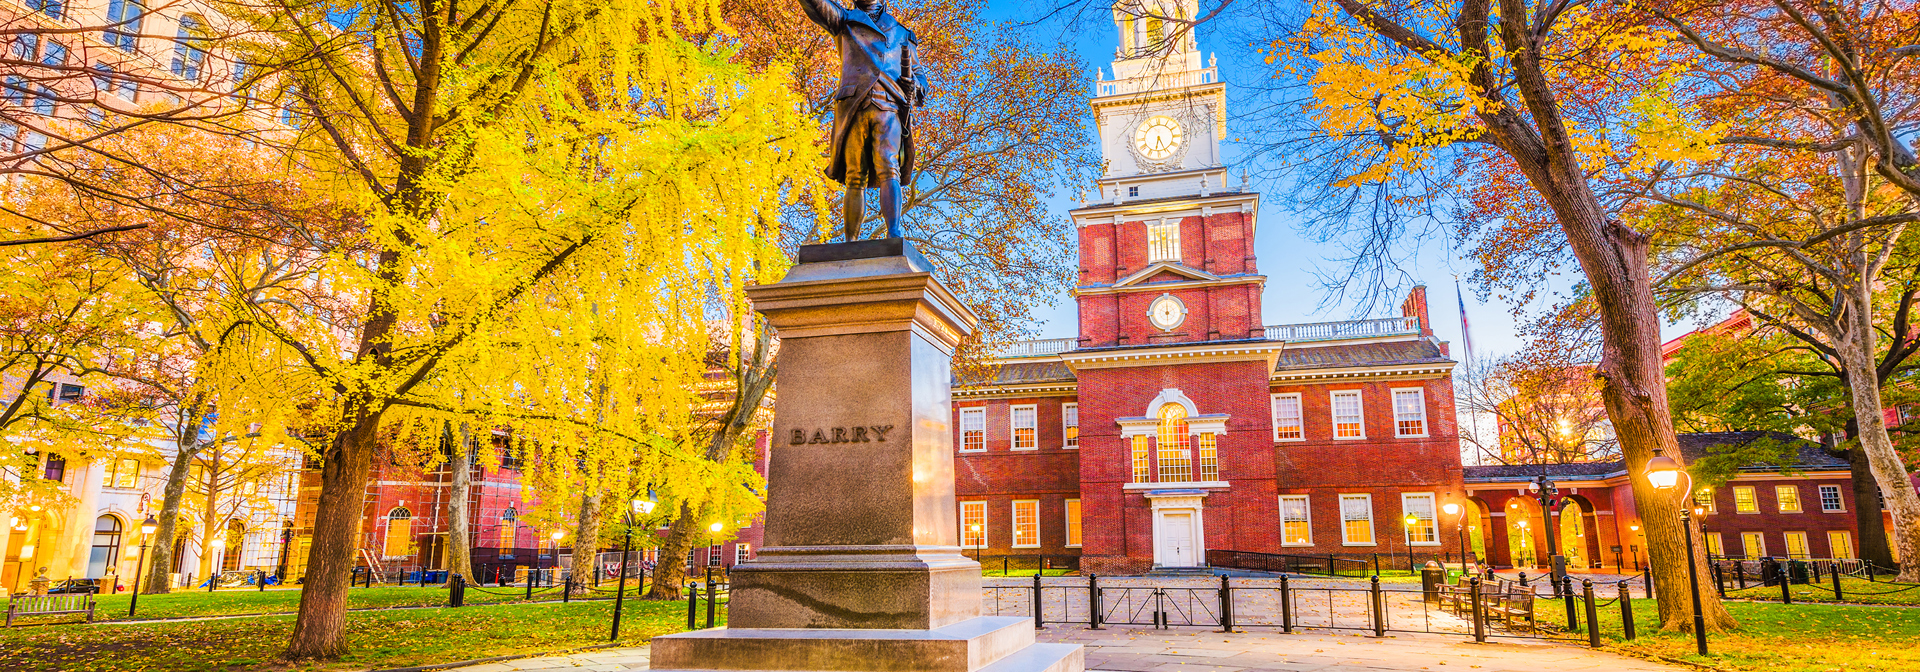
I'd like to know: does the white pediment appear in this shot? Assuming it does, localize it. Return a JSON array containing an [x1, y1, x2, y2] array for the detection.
[[1113, 262, 1221, 288]]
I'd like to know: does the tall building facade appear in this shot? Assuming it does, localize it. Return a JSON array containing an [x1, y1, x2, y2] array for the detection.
[[951, 4, 1465, 575]]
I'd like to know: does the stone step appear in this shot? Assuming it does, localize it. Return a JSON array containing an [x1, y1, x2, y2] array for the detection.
[[974, 643, 1083, 672], [648, 616, 1041, 672]]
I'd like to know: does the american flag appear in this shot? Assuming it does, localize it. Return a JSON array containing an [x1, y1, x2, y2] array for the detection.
[[1455, 281, 1475, 363]]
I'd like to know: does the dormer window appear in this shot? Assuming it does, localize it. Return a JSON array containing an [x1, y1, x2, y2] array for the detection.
[[1147, 220, 1179, 263]]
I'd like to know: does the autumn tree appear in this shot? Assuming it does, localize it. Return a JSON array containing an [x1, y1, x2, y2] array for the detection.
[[1459, 355, 1618, 466]]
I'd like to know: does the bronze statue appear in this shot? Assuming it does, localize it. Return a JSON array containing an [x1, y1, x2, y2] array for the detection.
[[797, 0, 926, 242]]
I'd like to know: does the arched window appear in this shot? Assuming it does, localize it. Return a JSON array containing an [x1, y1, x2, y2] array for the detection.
[[498, 507, 517, 556], [383, 507, 412, 558], [87, 515, 122, 577], [1155, 404, 1191, 482], [171, 15, 208, 80]]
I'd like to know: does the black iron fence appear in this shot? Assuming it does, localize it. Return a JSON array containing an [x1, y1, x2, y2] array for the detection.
[[1708, 557, 1920, 603], [1208, 549, 1470, 577], [972, 554, 1082, 575]]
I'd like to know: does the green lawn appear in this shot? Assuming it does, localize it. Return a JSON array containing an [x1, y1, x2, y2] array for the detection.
[[982, 569, 1075, 577], [82, 581, 653, 621], [1534, 596, 1920, 672], [0, 595, 707, 672], [1723, 575, 1920, 606]]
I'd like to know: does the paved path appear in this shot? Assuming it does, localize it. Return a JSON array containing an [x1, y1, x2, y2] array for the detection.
[[445, 626, 1684, 672]]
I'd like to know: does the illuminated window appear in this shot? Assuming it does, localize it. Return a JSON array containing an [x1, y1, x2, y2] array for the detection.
[[960, 408, 985, 452], [1733, 486, 1758, 513], [1196, 433, 1218, 481], [1062, 403, 1079, 449], [1819, 485, 1844, 512], [1775, 485, 1802, 513], [1828, 531, 1854, 559], [1340, 494, 1375, 545], [708, 545, 721, 566], [1402, 493, 1438, 545], [1705, 533, 1724, 557], [1156, 405, 1191, 482], [1694, 487, 1716, 513], [1272, 393, 1302, 440], [1064, 499, 1082, 547], [1147, 220, 1179, 263], [1740, 532, 1765, 560], [1011, 405, 1037, 450], [1392, 389, 1426, 437], [961, 501, 986, 548], [1783, 532, 1809, 559], [1012, 500, 1039, 548], [498, 507, 517, 556], [1130, 435, 1151, 483], [383, 507, 413, 557], [1280, 495, 1312, 546], [736, 543, 751, 564], [103, 457, 141, 489], [1331, 391, 1364, 439]]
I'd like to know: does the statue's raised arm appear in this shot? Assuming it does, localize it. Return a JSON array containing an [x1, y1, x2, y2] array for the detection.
[[794, 0, 924, 242]]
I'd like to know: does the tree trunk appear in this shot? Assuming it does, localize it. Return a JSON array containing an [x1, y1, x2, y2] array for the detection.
[[143, 442, 199, 594], [443, 422, 474, 587], [567, 492, 603, 598], [282, 411, 380, 661], [643, 503, 697, 601], [1833, 295, 1920, 581], [1849, 438, 1896, 567], [198, 478, 219, 582]]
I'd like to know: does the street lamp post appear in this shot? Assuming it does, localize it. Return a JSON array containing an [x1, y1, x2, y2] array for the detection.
[[1647, 450, 1710, 657], [612, 492, 656, 640], [706, 522, 723, 585], [1442, 501, 1467, 575], [967, 524, 982, 561], [129, 515, 158, 617], [549, 530, 565, 587], [209, 538, 226, 592], [1402, 513, 1420, 573], [1528, 474, 1566, 594], [1629, 523, 1642, 571]]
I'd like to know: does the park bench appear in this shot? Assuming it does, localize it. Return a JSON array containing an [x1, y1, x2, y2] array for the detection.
[[1482, 583, 1535, 633], [6, 593, 96, 626]]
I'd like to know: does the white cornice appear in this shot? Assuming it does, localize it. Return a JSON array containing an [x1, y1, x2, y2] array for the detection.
[[1061, 341, 1288, 371], [1075, 273, 1267, 297], [1071, 191, 1259, 223], [1270, 362, 1457, 383], [953, 383, 1079, 400]]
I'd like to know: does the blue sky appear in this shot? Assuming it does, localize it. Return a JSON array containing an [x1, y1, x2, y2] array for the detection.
[[973, 1, 1709, 361]]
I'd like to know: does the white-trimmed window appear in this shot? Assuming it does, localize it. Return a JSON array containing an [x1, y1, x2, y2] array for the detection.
[[383, 507, 413, 558], [1130, 435, 1151, 483], [960, 407, 985, 452], [1340, 494, 1375, 545], [961, 501, 987, 548], [1783, 532, 1809, 559], [1819, 484, 1844, 512], [1065, 499, 1082, 547], [1156, 404, 1192, 482], [736, 543, 751, 564], [1828, 531, 1854, 559], [1733, 486, 1758, 513], [1147, 219, 1180, 263], [1776, 485, 1802, 513], [1705, 533, 1724, 557], [1391, 388, 1427, 437], [1196, 433, 1219, 481], [1012, 500, 1040, 548], [1062, 403, 1079, 449], [1331, 391, 1365, 439], [1694, 486, 1717, 513], [103, 457, 141, 489], [1011, 404, 1038, 450], [1401, 492, 1439, 545], [1272, 393, 1303, 441], [1740, 532, 1765, 560], [708, 544, 722, 566], [1279, 495, 1312, 546]]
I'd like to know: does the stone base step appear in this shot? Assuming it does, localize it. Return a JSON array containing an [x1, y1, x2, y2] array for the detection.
[[974, 643, 1083, 672], [648, 616, 1066, 672]]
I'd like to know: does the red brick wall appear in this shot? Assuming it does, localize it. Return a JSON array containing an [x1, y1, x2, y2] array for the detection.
[[1077, 211, 1265, 348]]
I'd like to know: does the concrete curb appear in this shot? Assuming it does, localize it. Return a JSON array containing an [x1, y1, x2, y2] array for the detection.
[[368, 641, 624, 672]]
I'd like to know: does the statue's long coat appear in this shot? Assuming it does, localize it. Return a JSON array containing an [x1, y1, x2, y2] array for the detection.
[[797, 0, 926, 185]]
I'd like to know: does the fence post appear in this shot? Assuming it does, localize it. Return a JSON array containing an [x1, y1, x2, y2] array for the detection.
[[1372, 553, 1380, 577], [1779, 563, 1792, 605], [1716, 562, 1729, 598], [1619, 580, 1634, 640], [706, 578, 717, 629], [1833, 562, 1845, 601], [1003, 557, 1009, 576], [1642, 569, 1653, 600], [1153, 588, 1167, 629], [1518, 571, 1528, 590], [1280, 574, 1294, 634], [1369, 575, 1385, 637], [1032, 574, 1044, 630], [563, 578, 572, 604], [1218, 574, 1233, 633], [686, 582, 697, 630], [1562, 576, 1579, 633], [1329, 554, 1337, 576], [1583, 580, 1600, 648], [1733, 561, 1744, 590], [1470, 576, 1486, 643], [1088, 574, 1103, 629]]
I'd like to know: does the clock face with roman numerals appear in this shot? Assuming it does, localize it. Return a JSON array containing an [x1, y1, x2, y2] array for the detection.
[[1133, 115, 1185, 161]]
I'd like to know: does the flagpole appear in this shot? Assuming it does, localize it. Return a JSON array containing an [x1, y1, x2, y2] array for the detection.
[[1456, 280, 1486, 466]]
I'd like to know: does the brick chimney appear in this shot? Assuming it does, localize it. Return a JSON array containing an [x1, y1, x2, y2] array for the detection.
[[1400, 285, 1433, 336]]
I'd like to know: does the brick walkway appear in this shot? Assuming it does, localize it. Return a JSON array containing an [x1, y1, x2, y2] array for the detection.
[[447, 625, 1684, 672]]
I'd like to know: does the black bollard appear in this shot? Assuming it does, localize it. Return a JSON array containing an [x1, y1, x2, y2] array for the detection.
[[1218, 574, 1233, 633], [1583, 580, 1600, 648], [1833, 562, 1845, 601], [525, 571, 534, 600], [1779, 563, 1792, 605], [1642, 568, 1653, 600], [1089, 573, 1103, 629], [1369, 576, 1385, 637], [685, 582, 697, 629], [1280, 574, 1294, 634], [450, 573, 466, 607], [705, 579, 716, 629], [1032, 574, 1044, 630], [1562, 576, 1579, 633], [1469, 576, 1486, 643], [1619, 580, 1634, 640]]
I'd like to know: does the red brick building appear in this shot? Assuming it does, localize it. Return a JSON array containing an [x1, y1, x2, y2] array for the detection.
[[948, 9, 1464, 575], [1465, 432, 1878, 570]]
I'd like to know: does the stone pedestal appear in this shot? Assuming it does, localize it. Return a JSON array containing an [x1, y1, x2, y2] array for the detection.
[[651, 239, 1081, 672]]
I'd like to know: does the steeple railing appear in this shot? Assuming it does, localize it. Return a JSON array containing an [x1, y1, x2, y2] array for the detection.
[[1264, 316, 1421, 343]]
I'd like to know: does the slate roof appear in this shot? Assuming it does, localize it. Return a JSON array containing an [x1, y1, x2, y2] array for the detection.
[[1272, 339, 1452, 372], [955, 360, 1076, 387], [1464, 431, 1847, 481]]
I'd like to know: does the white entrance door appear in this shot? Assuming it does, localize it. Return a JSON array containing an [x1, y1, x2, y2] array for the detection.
[[1160, 511, 1196, 567]]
